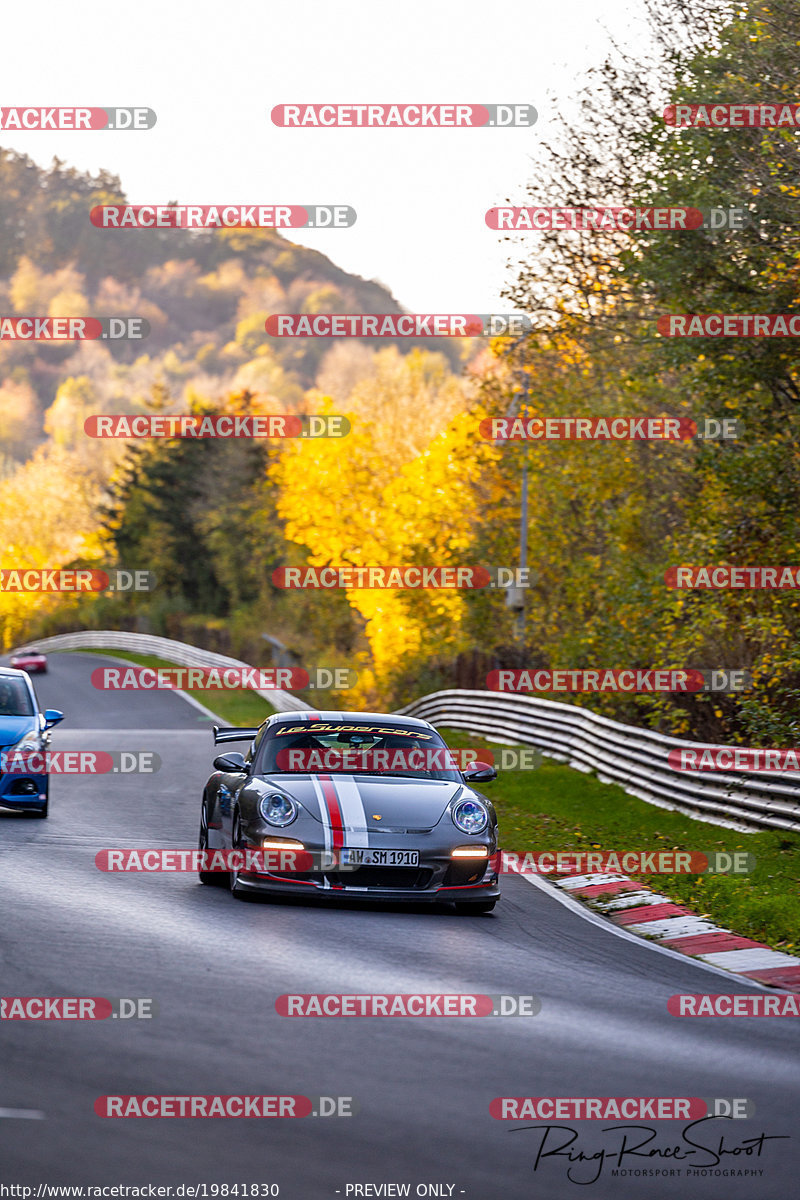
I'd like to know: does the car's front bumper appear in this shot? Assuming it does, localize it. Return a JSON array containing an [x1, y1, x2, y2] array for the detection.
[[0, 771, 48, 811], [233, 876, 501, 904], [234, 843, 501, 903]]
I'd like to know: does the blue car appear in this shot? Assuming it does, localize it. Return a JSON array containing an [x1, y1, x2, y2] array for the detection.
[[0, 668, 63, 818]]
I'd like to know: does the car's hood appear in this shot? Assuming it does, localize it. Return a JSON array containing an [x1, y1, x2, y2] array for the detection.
[[260, 773, 464, 832], [0, 716, 38, 748]]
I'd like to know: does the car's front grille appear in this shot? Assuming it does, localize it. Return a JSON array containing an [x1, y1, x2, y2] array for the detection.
[[331, 866, 433, 889], [259, 866, 434, 890]]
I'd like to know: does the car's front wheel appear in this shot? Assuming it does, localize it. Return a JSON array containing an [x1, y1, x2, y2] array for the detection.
[[229, 813, 251, 900], [454, 900, 496, 914], [198, 804, 225, 886]]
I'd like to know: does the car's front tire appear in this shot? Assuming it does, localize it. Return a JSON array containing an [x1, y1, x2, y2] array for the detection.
[[229, 813, 251, 900], [198, 804, 226, 886]]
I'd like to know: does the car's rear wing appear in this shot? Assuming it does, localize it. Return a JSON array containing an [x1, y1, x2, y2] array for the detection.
[[213, 725, 259, 745]]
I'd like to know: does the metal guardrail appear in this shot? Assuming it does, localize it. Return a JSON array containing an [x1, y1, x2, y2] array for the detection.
[[398, 689, 800, 834], [10, 630, 311, 713]]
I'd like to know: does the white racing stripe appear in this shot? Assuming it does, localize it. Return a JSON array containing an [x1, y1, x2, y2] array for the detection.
[[0, 1107, 45, 1119], [310, 775, 332, 887], [331, 775, 370, 848]]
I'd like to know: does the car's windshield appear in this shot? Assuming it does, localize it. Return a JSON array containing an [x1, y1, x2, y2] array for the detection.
[[0, 676, 35, 716], [257, 721, 462, 782]]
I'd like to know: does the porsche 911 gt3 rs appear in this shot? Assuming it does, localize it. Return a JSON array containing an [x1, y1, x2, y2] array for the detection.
[[198, 710, 500, 912]]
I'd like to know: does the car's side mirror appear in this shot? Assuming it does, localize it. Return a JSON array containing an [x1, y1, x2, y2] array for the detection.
[[43, 709, 64, 728], [462, 761, 497, 783], [213, 752, 248, 773]]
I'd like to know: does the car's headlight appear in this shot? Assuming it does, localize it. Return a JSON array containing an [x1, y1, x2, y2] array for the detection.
[[0, 729, 43, 772], [452, 797, 489, 835], [11, 729, 43, 754], [259, 792, 297, 827]]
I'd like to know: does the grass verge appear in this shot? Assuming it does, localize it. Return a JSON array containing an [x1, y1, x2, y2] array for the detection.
[[440, 727, 800, 954]]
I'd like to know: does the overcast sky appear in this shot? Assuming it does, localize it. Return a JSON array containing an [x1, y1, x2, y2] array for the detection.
[[2, 0, 653, 312]]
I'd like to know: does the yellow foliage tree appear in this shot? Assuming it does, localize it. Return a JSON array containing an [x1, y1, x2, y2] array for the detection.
[[48, 288, 90, 321], [272, 353, 499, 697], [9, 257, 46, 313], [0, 445, 105, 649], [0, 376, 38, 458]]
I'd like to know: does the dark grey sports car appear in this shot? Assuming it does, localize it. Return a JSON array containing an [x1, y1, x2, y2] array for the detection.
[[198, 710, 500, 912]]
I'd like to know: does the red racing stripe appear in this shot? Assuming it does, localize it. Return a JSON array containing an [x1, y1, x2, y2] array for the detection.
[[317, 775, 345, 888]]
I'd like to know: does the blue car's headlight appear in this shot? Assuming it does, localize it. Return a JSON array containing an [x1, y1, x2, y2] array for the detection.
[[259, 792, 297, 827], [452, 797, 489, 835], [11, 729, 43, 754], [0, 729, 43, 774]]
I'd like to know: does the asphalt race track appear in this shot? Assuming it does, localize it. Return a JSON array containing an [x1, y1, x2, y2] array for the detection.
[[1, 652, 797, 1198]]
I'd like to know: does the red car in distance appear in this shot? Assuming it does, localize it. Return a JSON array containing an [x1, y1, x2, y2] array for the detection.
[[10, 649, 47, 675]]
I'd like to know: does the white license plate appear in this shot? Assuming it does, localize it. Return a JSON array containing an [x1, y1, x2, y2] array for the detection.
[[339, 848, 419, 867]]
